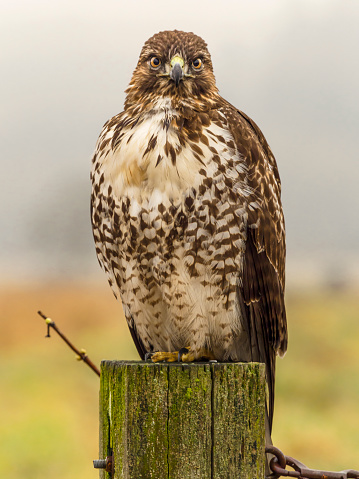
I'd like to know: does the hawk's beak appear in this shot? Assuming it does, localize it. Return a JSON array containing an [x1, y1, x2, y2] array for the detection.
[[170, 55, 184, 87]]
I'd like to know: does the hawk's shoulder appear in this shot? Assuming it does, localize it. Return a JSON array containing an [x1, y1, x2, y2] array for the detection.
[[93, 111, 133, 162]]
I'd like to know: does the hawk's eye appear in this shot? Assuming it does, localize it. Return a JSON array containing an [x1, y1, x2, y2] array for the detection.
[[150, 57, 161, 69], [192, 58, 203, 70]]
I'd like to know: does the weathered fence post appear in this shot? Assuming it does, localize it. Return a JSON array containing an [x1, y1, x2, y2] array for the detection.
[[98, 361, 265, 479]]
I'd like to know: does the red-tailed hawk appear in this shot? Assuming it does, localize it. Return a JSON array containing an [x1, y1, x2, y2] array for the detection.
[[91, 30, 287, 445]]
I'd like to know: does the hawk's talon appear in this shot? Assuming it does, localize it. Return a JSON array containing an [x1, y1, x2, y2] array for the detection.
[[150, 351, 179, 362], [178, 347, 189, 362], [149, 348, 215, 363]]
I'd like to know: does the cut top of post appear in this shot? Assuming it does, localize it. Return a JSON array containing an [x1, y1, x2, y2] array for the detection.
[[99, 361, 266, 479]]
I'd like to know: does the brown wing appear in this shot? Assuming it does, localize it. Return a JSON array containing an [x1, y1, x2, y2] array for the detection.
[[127, 314, 147, 360], [223, 103, 287, 431]]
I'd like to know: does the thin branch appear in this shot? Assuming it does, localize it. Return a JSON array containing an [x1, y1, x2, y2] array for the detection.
[[37, 310, 101, 377]]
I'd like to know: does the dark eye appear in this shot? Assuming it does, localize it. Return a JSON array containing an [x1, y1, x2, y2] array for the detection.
[[192, 58, 203, 70], [150, 57, 161, 69]]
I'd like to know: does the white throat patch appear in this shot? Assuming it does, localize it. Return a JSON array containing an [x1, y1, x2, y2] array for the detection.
[[101, 99, 235, 207]]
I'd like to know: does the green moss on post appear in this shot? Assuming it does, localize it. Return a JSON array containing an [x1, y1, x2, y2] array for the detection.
[[167, 364, 212, 478], [212, 363, 266, 478], [99, 361, 265, 479]]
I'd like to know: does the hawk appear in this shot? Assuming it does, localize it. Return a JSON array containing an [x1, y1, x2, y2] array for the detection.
[[91, 30, 287, 445]]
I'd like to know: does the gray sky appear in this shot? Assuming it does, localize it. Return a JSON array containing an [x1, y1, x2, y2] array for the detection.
[[1, 0, 359, 287]]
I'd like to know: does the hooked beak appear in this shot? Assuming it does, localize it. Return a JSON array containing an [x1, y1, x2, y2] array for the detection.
[[170, 55, 184, 87]]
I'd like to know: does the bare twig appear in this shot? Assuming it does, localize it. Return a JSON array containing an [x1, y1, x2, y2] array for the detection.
[[37, 310, 101, 377]]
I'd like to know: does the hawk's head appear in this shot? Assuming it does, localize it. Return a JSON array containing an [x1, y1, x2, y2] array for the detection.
[[125, 30, 219, 112]]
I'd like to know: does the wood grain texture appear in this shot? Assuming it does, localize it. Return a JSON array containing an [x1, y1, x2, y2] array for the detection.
[[212, 363, 266, 478], [99, 361, 265, 479], [167, 363, 212, 479]]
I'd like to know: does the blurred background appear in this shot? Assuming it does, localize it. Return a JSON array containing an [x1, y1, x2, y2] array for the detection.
[[1, 0, 358, 477]]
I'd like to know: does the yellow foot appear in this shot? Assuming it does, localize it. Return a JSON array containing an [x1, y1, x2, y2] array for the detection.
[[150, 347, 216, 363], [150, 351, 180, 362]]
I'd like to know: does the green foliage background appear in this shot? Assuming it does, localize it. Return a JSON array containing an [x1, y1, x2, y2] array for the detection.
[[1, 283, 358, 478]]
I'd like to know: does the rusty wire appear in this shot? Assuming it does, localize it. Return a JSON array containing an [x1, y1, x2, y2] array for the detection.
[[266, 446, 359, 479]]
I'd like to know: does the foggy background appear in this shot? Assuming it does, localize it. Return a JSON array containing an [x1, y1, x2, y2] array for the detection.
[[2, 0, 359, 289], [2, 3, 359, 476]]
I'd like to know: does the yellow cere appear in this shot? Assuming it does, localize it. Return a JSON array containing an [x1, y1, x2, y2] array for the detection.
[[170, 56, 184, 68]]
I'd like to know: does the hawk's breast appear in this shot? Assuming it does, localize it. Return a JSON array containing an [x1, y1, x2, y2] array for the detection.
[[92, 102, 251, 357], [100, 98, 240, 205]]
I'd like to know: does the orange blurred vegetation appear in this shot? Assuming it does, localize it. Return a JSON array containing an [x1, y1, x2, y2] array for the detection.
[[1, 282, 359, 478]]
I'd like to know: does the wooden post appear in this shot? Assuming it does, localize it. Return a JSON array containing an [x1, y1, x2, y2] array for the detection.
[[99, 361, 266, 479]]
